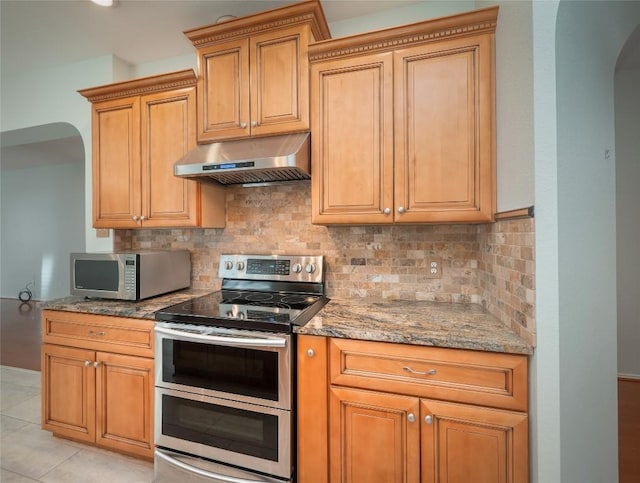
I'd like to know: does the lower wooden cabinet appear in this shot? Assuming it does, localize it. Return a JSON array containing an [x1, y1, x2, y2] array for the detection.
[[41, 311, 154, 460], [298, 335, 529, 483]]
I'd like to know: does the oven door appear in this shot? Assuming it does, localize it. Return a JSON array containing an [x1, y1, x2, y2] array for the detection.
[[155, 387, 291, 480], [155, 323, 291, 410]]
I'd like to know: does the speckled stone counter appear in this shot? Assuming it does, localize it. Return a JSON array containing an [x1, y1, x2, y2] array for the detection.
[[296, 298, 533, 355], [39, 289, 212, 320]]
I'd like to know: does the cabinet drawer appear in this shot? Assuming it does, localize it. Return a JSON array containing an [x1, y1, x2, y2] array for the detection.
[[329, 338, 528, 411], [42, 310, 154, 358]]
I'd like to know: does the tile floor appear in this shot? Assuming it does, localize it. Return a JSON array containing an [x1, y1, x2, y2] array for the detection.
[[0, 365, 154, 482]]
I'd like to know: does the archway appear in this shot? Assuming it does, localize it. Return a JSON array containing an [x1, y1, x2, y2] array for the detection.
[[1, 122, 85, 300]]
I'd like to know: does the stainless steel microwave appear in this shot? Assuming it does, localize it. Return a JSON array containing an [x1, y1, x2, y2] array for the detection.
[[70, 250, 191, 301]]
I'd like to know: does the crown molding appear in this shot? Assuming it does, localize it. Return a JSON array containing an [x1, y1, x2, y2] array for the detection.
[[184, 0, 330, 47], [309, 6, 498, 62], [78, 69, 197, 102]]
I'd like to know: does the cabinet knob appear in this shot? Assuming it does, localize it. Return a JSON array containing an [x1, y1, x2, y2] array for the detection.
[[306, 349, 315, 357], [251, 120, 257, 127], [383, 208, 391, 215], [407, 413, 416, 423], [132, 215, 139, 221], [140, 215, 146, 221], [240, 122, 247, 129], [93, 361, 100, 368], [84, 360, 91, 367], [425, 415, 433, 424], [398, 206, 406, 214]]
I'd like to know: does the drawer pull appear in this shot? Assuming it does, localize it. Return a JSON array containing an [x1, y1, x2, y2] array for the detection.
[[403, 366, 437, 376], [88, 330, 106, 336]]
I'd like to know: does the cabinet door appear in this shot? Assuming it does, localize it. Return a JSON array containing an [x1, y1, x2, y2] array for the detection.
[[95, 352, 154, 459], [41, 344, 96, 443], [421, 399, 528, 483], [250, 25, 310, 137], [297, 336, 329, 483], [330, 386, 420, 483], [197, 38, 250, 141], [394, 34, 495, 223], [92, 96, 141, 228], [311, 52, 394, 224], [141, 87, 200, 228]]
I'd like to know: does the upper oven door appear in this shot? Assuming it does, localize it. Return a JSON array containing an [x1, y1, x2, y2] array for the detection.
[[155, 324, 292, 410]]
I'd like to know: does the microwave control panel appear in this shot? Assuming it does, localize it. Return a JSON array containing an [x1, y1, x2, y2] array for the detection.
[[123, 255, 137, 296]]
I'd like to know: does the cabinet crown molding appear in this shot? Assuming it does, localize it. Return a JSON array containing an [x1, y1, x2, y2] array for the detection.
[[309, 6, 498, 61], [184, 0, 331, 47], [78, 69, 197, 103]]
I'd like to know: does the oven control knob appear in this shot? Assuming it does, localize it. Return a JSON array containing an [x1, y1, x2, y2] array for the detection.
[[236, 261, 245, 271], [224, 261, 233, 270], [305, 263, 316, 274], [292, 263, 302, 273]]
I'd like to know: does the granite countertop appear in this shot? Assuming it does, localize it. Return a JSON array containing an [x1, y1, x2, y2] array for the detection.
[[297, 298, 534, 355], [39, 288, 212, 320]]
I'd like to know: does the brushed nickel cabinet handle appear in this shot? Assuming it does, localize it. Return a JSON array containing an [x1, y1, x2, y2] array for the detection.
[[88, 330, 106, 336], [403, 366, 437, 376], [425, 415, 433, 424]]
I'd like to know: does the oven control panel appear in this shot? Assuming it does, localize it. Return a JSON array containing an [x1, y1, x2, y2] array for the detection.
[[218, 254, 324, 283]]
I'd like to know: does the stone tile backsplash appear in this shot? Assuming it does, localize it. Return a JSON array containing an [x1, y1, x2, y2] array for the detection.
[[114, 183, 535, 343]]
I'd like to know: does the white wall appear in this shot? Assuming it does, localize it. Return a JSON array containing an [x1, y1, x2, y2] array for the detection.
[[554, 1, 640, 481], [616, 65, 640, 378], [1, 160, 84, 299]]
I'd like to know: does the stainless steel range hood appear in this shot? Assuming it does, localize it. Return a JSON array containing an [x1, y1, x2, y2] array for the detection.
[[174, 132, 310, 186]]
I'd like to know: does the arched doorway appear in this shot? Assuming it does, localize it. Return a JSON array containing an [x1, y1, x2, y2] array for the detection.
[[0, 122, 85, 300]]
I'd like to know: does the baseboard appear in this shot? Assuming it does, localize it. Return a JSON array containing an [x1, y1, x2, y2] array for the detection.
[[618, 374, 640, 381]]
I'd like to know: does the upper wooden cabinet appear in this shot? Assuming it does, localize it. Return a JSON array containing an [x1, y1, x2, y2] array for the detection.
[[79, 70, 225, 229], [184, 0, 330, 142], [310, 7, 498, 224]]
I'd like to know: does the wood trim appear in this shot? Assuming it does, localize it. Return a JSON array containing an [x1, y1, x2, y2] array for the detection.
[[78, 70, 197, 102], [309, 6, 499, 61], [184, 0, 330, 47], [619, 377, 640, 483], [494, 206, 534, 220]]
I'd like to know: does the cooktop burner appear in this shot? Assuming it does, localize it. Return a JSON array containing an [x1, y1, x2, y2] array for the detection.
[[155, 254, 328, 333]]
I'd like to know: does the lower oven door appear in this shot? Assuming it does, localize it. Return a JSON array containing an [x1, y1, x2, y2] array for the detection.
[[154, 448, 287, 483], [156, 387, 291, 480]]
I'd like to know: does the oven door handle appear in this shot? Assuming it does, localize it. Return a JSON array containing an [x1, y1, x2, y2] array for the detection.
[[155, 326, 287, 348], [155, 448, 276, 483]]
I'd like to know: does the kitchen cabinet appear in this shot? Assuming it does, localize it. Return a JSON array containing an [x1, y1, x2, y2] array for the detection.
[[297, 335, 529, 483], [41, 310, 154, 460], [183, 0, 330, 142], [309, 7, 498, 224], [78, 70, 225, 229]]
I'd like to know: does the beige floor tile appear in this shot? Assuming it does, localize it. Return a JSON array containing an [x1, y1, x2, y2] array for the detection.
[[0, 422, 81, 480], [0, 367, 40, 388], [0, 382, 40, 412], [2, 395, 41, 425], [40, 445, 153, 483], [0, 467, 40, 482], [1, 415, 31, 436]]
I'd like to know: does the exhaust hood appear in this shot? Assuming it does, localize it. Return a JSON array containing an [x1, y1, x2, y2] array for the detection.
[[174, 132, 310, 186]]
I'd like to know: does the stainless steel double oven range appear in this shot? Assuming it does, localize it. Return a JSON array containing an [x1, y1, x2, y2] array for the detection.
[[153, 254, 327, 483]]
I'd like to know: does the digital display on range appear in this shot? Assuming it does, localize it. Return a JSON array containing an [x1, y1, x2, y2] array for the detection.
[[247, 259, 290, 275]]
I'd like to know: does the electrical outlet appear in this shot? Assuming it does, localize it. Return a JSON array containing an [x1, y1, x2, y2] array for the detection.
[[425, 256, 442, 279]]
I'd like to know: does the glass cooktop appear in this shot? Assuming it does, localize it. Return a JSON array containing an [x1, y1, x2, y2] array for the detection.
[[155, 290, 328, 333]]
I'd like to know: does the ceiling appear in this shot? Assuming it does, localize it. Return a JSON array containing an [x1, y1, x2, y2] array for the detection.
[[0, 0, 422, 76]]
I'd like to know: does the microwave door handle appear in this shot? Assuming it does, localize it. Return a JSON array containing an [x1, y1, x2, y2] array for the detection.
[[155, 326, 287, 348], [155, 449, 268, 483]]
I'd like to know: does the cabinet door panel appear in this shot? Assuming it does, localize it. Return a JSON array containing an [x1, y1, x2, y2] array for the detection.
[[421, 399, 528, 483], [251, 26, 309, 136], [141, 87, 199, 227], [95, 352, 154, 459], [395, 35, 494, 223], [330, 387, 420, 483], [41, 344, 95, 442], [92, 97, 141, 228], [198, 39, 250, 140], [311, 53, 394, 224]]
